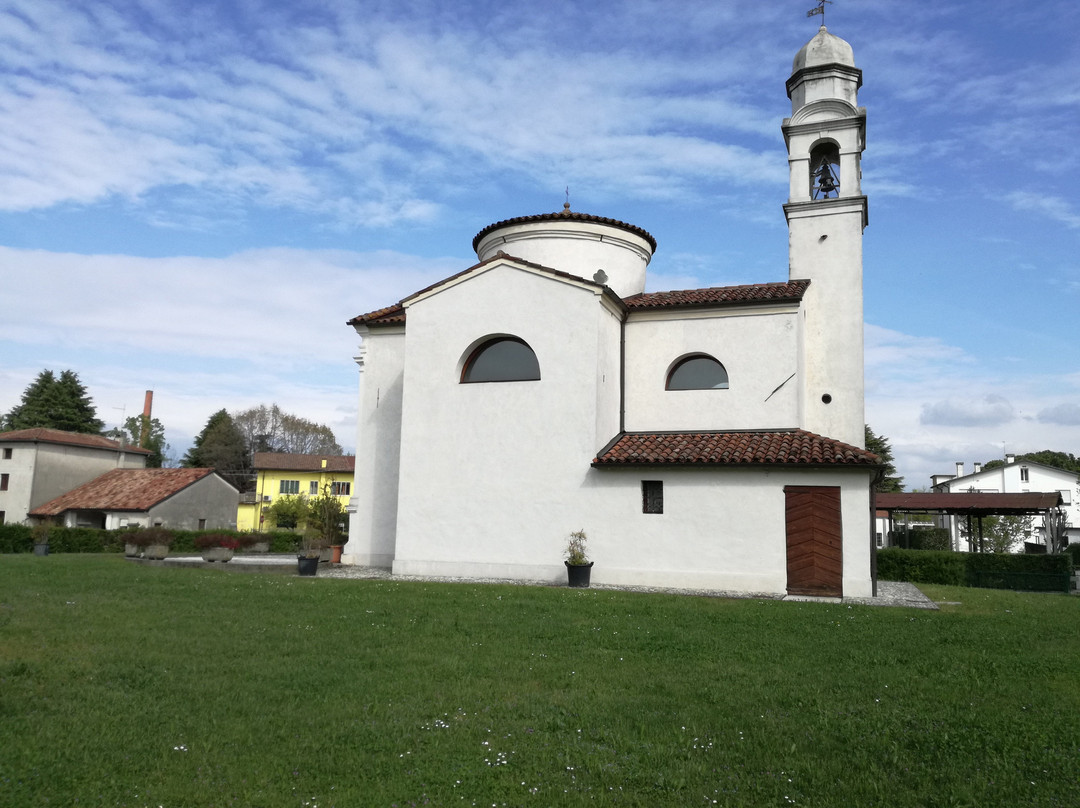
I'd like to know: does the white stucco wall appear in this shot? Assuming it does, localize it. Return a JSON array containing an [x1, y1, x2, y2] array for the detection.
[[475, 220, 652, 299], [623, 307, 801, 432], [345, 327, 406, 567], [392, 262, 621, 576]]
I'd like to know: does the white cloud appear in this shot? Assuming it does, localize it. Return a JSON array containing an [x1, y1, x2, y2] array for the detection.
[[920, 395, 1017, 428]]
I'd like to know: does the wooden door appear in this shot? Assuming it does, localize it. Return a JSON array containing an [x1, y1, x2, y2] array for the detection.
[[785, 486, 843, 597]]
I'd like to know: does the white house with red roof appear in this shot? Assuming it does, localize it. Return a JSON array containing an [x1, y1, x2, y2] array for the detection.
[[29, 467, 238, 531], [0, 428, 150, 526], [345, 27, 880, 597]]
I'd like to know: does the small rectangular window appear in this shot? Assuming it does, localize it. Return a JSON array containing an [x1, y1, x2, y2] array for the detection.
[[1020, 467, 1029, 483], [642, 480, 663, 514], [309, 481, 319, 496], [2, 448, 11, 459], [0, 473, 8, 491], [197, 519, 206, 530], [279, 479, 300, 495], [331, 481, 351, 496]]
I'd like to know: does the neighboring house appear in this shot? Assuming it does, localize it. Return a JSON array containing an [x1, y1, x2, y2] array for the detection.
[[0, 428, 150, 525], [931, 456, 1080, 550], [237, 453, 356, 532], [345, 27, 880, 598], [28, 468, 239, 531]]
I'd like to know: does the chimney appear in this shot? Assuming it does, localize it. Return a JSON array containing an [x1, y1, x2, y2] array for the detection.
[[1005, 453, 1016, 465], [140, 391, 153, 448], [955, 462, 964, 477], [973, 462, 982, 474]]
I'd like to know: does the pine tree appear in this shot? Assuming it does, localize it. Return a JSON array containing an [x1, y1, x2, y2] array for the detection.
[[2, 369, 105, 434], [183, 409, 250, 490], [865, 424, 904, 493]]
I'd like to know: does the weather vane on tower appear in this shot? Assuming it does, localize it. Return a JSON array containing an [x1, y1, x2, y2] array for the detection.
[[807, 0, 832, 24]]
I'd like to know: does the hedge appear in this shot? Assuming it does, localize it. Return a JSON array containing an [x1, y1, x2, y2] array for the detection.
[[878, 547, 1073, 591], [0, 524, 308, 555], [887, 526, 950, 551]]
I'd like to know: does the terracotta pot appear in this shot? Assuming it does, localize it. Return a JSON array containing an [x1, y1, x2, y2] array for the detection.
[[330, 545, 343, 564]]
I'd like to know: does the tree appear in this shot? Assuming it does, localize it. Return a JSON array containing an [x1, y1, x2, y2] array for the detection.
[[232, 404, 342, 455], [183, 409, 250, 490], [958, 514, 1032, 553], [307, 482, 347, 547], [120, 415, 171, 468], [265, 494, 310, 530], [1044, 507, 1071, 555], [982, 451, 1080, 475], [865, 424, 904, 493], [2, 369, 105, 434]]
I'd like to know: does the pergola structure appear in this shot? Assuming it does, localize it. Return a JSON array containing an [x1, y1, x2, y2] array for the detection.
[[875, 492, 1063, 553]]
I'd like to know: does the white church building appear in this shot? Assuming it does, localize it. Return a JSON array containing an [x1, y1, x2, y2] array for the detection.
[[345, 26, 881, 598]]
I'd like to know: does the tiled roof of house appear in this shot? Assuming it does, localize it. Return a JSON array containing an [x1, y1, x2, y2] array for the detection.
[[593, 429, 879, 467], [472, 207, 658, 253], [624, 280, 810, 310], [349, 273, 807, 329], [253, 453, 356, 473], [29, 468, 219, 516], [0, 427, 151, 454]]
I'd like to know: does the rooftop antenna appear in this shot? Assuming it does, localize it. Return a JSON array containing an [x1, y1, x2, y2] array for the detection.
[[564, 186, 570, 211], [806, 0, 832, 24]]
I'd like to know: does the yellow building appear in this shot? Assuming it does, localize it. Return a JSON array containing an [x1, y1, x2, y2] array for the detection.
[[237, 453, 355, 533]]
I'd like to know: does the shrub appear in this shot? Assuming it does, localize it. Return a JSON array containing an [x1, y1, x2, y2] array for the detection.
[[126, 527, 175, 548], [877, 548, 966, 585], [878, 547, 1073, 591], [1066, 543, 1080, 566], [193, 533, 242, 551], [0, 523, 33, 553]]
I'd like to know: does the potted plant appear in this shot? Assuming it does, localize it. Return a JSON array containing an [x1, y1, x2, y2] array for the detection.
[[130, 526, 174, 560], [296, 532, 324, 576], [309, 483, 347, 564], [31, 521, 51, 556], [194, 533, 241, 562], [564, 529, 593, 588]]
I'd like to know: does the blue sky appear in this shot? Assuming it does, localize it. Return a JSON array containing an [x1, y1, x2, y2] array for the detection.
[[1, 0, 1078, 490]]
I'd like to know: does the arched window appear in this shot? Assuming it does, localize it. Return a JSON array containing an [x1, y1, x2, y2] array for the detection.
[[810, 141, 840, 199], [461, 337, 541, 383], [666, 354, 728, 390]]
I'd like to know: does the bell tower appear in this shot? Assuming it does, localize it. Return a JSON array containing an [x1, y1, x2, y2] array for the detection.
[[783, 25, 867, 448]]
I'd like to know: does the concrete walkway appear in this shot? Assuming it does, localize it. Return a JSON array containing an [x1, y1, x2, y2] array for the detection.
[[151, 554, 938, 610]]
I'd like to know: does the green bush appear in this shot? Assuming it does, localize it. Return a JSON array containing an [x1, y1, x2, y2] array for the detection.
[[877, 548, 966, 585], [878, 547, 1073, 591], [1066, 543, 1080, 566], [887, 527, 950, 551], [0, 524, 309, 555], [0, 523, 34, 553]]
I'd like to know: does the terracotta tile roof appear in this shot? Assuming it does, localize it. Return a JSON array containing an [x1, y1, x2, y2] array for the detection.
[[593, 429, 879, 467], [253, 453, 356, 473], [29, 468, 221, 516], [624, 280, 810, 311], [347, 252, 608, 327], [472, 207, 658, 253], [0, 427, 151, 454], [876, 492, 1063, 515]]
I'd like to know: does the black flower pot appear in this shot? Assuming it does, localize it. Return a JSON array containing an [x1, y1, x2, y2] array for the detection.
[[297, 556, 319, 576], [33, 543, 49, 556], [565, 561, 593, 588]]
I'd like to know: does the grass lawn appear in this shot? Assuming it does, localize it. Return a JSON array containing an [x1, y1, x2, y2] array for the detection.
[[2, 556, 1078, 807]]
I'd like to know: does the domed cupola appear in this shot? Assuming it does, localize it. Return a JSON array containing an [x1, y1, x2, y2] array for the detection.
[[472, 203, 656, 299], [792, 25, 855, 72]]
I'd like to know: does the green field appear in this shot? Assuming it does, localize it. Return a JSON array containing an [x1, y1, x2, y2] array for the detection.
[[2, 556, 1078, 807]]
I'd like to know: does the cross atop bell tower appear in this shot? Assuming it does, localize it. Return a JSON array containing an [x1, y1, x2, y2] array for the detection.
[[782, 25, 867, 449]]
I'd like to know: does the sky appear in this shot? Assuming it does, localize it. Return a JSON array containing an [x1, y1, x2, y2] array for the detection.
[[1, 0, 1078, 490]]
